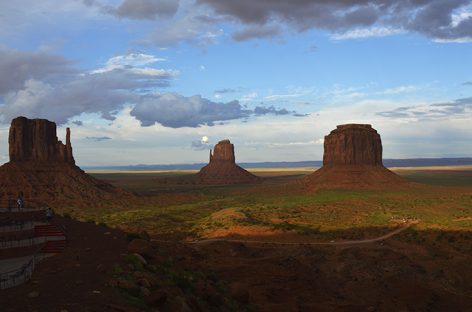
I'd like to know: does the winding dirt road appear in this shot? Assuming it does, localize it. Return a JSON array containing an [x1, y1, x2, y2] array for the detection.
[[152, 221, 418, 247]]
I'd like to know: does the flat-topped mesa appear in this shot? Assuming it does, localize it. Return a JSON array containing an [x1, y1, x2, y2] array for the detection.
[[209, 139, 235, 164], [8, 116, 75, 164], [323, 124, 382, 166], [304, 123, 405, 189]]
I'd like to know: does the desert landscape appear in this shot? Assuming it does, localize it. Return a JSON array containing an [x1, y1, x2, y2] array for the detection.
[[1, 1, 472, 311], [1, 117, 472, 311]]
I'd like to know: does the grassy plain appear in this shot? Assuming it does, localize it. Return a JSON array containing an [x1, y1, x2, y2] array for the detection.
[[55, 166, 472, 311], [53, 166, 472, 241]]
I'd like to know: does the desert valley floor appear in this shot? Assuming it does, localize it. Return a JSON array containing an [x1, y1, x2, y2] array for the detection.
[[1, 166, 471, 311]]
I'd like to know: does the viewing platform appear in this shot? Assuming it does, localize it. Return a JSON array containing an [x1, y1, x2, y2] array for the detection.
[[0, 201, 66, 289]]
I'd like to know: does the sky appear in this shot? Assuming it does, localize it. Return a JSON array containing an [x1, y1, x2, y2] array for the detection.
[[0, 0, 471, 166]]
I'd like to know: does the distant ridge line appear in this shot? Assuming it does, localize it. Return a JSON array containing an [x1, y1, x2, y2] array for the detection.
[[83, 157, 472, 171]]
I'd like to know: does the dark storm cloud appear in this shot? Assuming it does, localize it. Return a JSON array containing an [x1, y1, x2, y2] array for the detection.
[[0, 48, 176, 125], [197, 0, 472, 41], [130, 93, 299, 128], [377, 97, 472, 120], [72, 120, 83, 126], [0, 46, 76, 95], [0, 74, 140, 125], [114, 0, 179, 20], [86, 136, 112, 142], [83, 0, 179, 20], [130, 93, 252, 128], [232, 25, 281, 41]]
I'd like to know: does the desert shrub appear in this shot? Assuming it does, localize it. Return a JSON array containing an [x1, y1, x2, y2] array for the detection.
[[126, 232, 141, 241], [111, 263, 124, 277], [125, 294, 149, 311], [124, 254, 144, 271]]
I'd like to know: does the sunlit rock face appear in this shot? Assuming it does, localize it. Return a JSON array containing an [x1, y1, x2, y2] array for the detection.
[[304, 124, 405, 189], [9, 116, 75, 164], [323, 124, 382, 166], [209, 139, 235, 164], [197, 139, 259, 185]]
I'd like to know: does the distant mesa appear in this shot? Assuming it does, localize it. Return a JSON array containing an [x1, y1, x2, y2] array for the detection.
[[304, 124, 405, 188], [196, 139, 259, 184], [0, 116, 130, 207]]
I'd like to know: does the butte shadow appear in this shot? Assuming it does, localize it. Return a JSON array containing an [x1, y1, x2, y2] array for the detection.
[[0, 116, 132, 207], [303, 124, 407, 189]]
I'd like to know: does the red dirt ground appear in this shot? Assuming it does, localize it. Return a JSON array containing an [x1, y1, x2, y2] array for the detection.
[[2, 217, 472, 311], [1, 217, 131, 312]]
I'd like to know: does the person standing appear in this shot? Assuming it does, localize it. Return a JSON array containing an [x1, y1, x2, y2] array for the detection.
[[16, 193, 25, 211], [46, 207, 53, 223]]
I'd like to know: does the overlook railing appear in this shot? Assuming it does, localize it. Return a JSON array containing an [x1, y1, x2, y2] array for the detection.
[[0, 221, 35, 233], [0, 236, 47, 250], [0, 254, 39, 290]]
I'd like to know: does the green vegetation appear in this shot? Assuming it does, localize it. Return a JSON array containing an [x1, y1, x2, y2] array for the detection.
[[55, 168, 472, 240]]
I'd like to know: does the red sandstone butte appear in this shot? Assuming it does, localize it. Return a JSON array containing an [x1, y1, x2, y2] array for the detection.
[[0, 116, 130, 207], [197, 139, 259, 184], [304, 124, 405, 189], [9, 116, 75, 164]]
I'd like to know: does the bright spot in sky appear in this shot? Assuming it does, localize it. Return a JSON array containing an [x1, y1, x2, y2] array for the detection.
[[201, 136, 209, 144]]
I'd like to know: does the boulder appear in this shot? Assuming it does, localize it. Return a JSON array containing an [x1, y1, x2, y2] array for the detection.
[[145, 290, 168, 307], [127, 239, 151, 256]]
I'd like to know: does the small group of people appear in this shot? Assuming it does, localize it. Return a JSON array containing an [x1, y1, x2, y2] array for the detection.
[[5, 192, 53, 223]]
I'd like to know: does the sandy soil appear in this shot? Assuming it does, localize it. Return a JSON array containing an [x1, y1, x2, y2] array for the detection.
[[1, 217, 131, 312]]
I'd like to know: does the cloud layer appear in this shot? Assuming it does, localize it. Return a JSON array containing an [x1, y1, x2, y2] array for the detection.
[[0, 50, 176, 124], [0, 47, 76, 95], [377, 97, 472, 121], [114, 0, 179, 20], [198, 0, 472, 41], [0, 48, 297, 128], [130, 93, 295, 128]]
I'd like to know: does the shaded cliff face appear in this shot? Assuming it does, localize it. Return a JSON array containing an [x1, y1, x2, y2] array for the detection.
[[9, 116, 75, 164], [323, 124, 382, 166], [197, 139, 258, 185]]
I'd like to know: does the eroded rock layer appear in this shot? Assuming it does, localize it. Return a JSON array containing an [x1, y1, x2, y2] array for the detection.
[[305, 124, 405, 189], [197, 139, 258, 185], [9, 117, 75, 164], [323, 124, 382, 166], [0, 116, 130, 207]]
